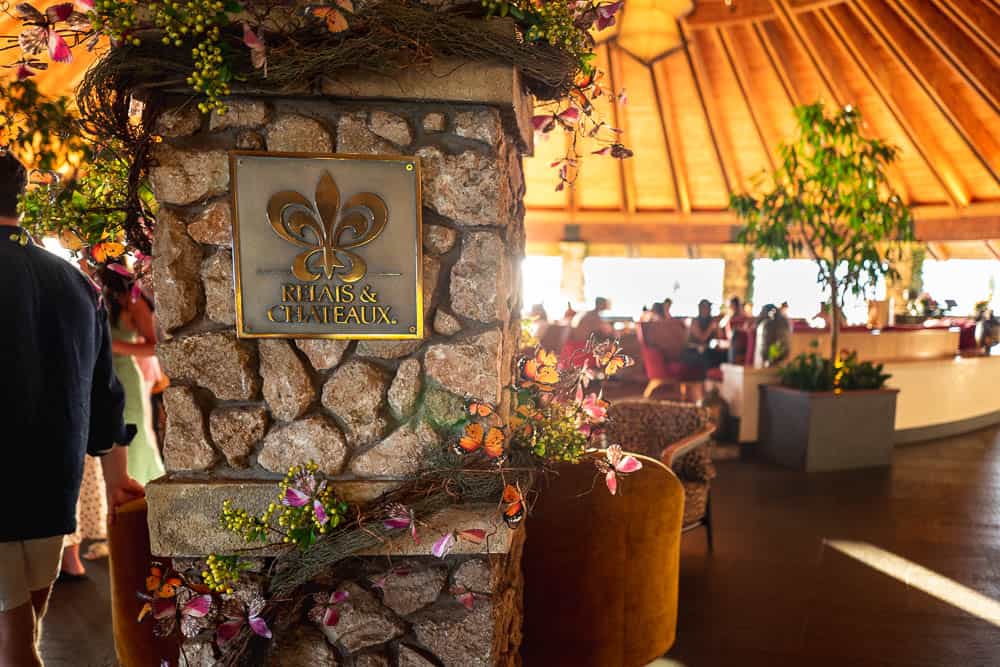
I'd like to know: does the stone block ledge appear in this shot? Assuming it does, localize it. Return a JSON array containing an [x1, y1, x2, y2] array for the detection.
[[146, 477, 515, 557]]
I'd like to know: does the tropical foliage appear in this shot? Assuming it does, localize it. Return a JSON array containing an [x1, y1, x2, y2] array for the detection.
[[730, 102, 914, 361]]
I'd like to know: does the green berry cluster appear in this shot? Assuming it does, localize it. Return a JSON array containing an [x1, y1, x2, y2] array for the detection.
[[220, 499, 270, 542], [201, 554, 248, 594], [89, 0, 142, 46], [149, 0, 234, 112], [218, 463, 350, 552], [531, 411, 588, 463]]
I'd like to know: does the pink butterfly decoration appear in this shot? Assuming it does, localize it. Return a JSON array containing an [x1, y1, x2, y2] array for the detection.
[[382, 503, 419, 544], [451, 585, 475, 610], [242, 23, 267, 72], [531, 115, 556, 133], [281, 474, 329, 525], [16, 63, 35, 80], [217, 595, 271, 644], [580, 393, 608, 422], [595, 0, 624, 30], [308, 590, 348, 627], [597, 445, 642, 496], [431, 532, 455, 559], [45, 3, 75, 22], [557, 107, 580, 125]]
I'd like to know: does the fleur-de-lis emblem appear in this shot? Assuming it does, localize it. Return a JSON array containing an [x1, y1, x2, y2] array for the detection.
[[266, 171, 388, 283]]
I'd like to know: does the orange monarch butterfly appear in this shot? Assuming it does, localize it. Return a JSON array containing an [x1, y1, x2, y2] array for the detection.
[[466, 400, 496, 418], [454, 422, 505, 459], [592, 339, 633, 376], [137, 564, 183, 622], [305, 1, 353, 33], [519, 349, 559, 390], [501, 484, 526, 527]]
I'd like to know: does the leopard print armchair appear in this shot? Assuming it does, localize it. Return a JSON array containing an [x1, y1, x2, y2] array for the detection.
[[606, 399, 717, 546]]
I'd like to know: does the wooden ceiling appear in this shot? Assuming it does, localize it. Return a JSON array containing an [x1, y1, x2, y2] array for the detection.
[[5, 0, 999, 257], [524, 0, 1000, 255]]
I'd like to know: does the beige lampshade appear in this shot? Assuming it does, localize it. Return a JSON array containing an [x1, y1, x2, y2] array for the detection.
[[616, 0, 694, 63]]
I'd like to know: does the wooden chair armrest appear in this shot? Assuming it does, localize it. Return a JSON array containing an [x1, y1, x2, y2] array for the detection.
[[661, 425, 716, 467]]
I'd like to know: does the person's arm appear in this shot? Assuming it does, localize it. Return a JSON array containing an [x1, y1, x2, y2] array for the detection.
[[100, 446, 145, 516], [112, 339, 157, 357]]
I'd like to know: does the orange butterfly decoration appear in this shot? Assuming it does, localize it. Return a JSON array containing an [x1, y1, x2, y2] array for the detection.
[[519, 349, 559, 391], [593, 340, 633, 376], [501, 484, 525, 527], [467, 400, 496, 419], [90, 241, 126, 263], [306, 0, 354, 34], [137, 565, 183, 621], [454, 422, 505, 459]]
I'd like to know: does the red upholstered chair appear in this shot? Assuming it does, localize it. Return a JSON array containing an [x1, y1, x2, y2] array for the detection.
[[637, 321, 704, 398], [109, 498, 179, 667], [558, 338, 590, 370]]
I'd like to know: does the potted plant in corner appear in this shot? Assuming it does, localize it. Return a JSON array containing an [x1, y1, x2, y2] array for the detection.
[[730, 102, 914, 471]]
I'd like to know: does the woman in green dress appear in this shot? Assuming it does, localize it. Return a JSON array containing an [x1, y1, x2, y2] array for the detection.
[[61, 261, 164, 578], [104, 267, 165, 485]]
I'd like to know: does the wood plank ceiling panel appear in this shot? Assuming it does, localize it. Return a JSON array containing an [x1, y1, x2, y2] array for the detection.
[[688, 27, 771, 193], [859, 0, 1000, 183], [788, 7, 949, 205], [616, 51, 676, 211], [824, 4, 996, 205], [653, 52, 729, 210]]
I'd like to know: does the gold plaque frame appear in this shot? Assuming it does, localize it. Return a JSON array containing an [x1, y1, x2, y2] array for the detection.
[[229, 151, 424, 340]]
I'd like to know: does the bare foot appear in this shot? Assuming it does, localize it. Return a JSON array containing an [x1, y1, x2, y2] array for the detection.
[[60, 545, 86, 576]]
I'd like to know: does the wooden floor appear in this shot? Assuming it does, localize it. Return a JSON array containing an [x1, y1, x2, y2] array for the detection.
[[39, 426, 1000, 666], [670, 425, 1000, 667]]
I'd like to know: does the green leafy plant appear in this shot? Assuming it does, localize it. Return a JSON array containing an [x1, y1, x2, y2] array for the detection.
[[731, 102, 914, 362], [779, 350, 890, 392]]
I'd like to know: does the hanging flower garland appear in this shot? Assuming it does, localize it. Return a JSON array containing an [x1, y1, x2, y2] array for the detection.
[[134, 337, 640, 666], [1, 0, 633, 265]]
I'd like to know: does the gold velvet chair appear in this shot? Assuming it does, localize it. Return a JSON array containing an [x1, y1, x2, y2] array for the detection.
[[521, 451, 685, 667], [108, 497, 178, 667]]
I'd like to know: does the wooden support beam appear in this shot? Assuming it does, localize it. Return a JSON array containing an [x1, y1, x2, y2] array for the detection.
[[527, 221, 741, 245], [894, 0, 1000, 114], [856, 0, 999, 183], [926, 242, 950, 261], [818, 6, 969, 208], [984, 240, 1000, 262], [678, 20, 740, 195], [685, 0, 851, 28], [650, 61, 692, 214], [716, 26, 780, 171]]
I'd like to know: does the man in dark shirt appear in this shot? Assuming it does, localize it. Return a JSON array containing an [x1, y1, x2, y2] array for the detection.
[[0, 154, 144, 665]]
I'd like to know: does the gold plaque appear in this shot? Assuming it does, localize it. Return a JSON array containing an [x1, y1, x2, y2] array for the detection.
[[230, 151, 423, 339]]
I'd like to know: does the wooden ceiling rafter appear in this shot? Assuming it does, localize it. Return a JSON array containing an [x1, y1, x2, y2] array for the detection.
[[985, 240, 1000, 262], [818, 4, 968, 208], [716, 26, 780, 171], [649, 60, 691, 214], [851, 0, 999, 184], [677, 19, 738, 196], [768, 0, 914, 202], [929, 0, 1000, 62], [891, 0, 1000, 114]]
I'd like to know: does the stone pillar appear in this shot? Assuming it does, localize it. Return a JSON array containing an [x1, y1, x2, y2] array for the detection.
[[720, 245, 752, 304], [146, 63, 531, 666], [559, 240, 587, 304]]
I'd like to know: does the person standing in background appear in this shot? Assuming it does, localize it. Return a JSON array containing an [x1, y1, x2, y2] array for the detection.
[[98, 263, 165, 486], [0, 153, 144, 666]]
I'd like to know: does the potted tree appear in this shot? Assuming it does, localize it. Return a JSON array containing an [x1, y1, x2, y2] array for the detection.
[[730, 102, 914, 471]]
